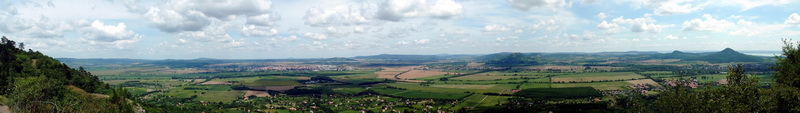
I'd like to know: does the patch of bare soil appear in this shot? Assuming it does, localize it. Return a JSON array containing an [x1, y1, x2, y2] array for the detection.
[[200, 81, 232, 85], [397, 70, 447, 79], [248, 86, 296, 92], [244, 90, 271, 97]]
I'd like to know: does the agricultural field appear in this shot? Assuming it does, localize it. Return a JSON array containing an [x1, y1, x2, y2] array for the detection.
[[396, 70, 447, 79], [520, 81, 634, 90], [551, 72, 645, 82], [56, 49, 774, 112]]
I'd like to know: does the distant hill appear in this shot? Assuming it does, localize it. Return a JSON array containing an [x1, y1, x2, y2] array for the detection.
[[353, 54, 441, 62], [685, 48, 766, 63], [653, 50, 701, 59], [596, 51, 660, 56], [485, 52, 539, 67]]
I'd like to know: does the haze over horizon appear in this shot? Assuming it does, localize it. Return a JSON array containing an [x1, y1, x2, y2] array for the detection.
[[2, 0, 799, 59]]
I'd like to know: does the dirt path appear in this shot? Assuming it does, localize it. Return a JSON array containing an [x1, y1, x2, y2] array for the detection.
[[472, 96, 489, 107], [0, 105, 9, 113], [390, 90, 410, 95]]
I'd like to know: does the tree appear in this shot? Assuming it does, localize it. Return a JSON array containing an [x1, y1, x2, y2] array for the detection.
[[775, 39, 800, 88]]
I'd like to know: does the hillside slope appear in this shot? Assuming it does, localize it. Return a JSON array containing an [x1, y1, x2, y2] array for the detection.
[[0, 37, 136, 113]]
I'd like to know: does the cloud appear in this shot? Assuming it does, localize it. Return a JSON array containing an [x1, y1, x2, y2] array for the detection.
[[142, 0, 276, 33], [597, 12, 607, 20], [325, 26, 350, 37], [681, 14, 735, 32], [78, 20, 141, 49], [303, 32, 328, 40], [728, 19, 789, 37], [241, 25, 278, 37], [143, 7, 211, 33], [719, 0, 792, 11], [414, 39, 430, 44], [483, 24, 512, 32], [247, 13, 281, 26], [663, 35, 686, 40], [495, 36, 519, 42], [630, 0, 701, 16], [172, 0, 273, 20], [609, 14, 674, 33], [596, 21, 620, 33], [0, 16, 73, 39], [376, 0, 463, 21], [786, 13, 800, 24], [176, 21, 235, 43], [506, 0, 566, 11]]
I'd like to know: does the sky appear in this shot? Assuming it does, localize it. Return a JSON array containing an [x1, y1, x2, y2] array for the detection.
[[1, 0, 800, 59]]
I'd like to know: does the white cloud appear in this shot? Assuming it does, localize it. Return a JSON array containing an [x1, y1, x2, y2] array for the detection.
[[483, 24, 512, 32], [176, 21, 235, 43], [728, 19, 789, 37], [376, 0, 463, 21], [681, 14, 735, 32], [241, 25, 278, 37], [718, 0, 792, 11], [597, 12, 608, 20], [663, 35, 686, 40], [325, 26, 350, 37], [609, 14, 674, 33], [630, 0, 701, 16], [653, 2, 698, 16], [596, 21, 620, 33], [353, 26, 368, 34], [172, 0, 273, 20], [0, 16, 73, 39], [495, 36, 519, 42], [303, 32, 328, 40], [142, 0, 276, 33], [506, 0, 566, 11], [143, 7, 211, 33], [414, 39, 430, 44], [247, 13, 281, 26], [78, 20, 141, 49], [786, 13, 800, 24]]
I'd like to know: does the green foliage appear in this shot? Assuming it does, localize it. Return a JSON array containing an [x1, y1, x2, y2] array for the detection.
[[775, 39, 800, 88], [514, 87, 602, 99], [0, 37, 135, 112]]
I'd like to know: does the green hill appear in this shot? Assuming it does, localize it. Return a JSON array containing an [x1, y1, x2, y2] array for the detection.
[[0, 37, 136, 112], [686, 48, 765, 63], [485, 52, 539, 67], [654, 50, 701, 59]]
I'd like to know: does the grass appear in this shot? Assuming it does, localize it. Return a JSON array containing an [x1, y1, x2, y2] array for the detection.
[[331, 87, 368, 94], [371, 88, 471, 100], [520, 81, 632, 90], [639, 71, 673, 75], [456, 94, 510, 111], [383, 82, 517, 94], [515, 87, 602, 99], [551, 72, 644, 82], [162, 85, 243, 103]]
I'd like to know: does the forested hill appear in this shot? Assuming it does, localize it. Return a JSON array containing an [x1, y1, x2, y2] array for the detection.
[[0, 37, 136, 112], [686, 48, 766, 63]]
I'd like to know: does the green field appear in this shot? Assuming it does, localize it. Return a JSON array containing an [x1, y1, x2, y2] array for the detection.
[[161, 85, 243, 103], [520, 81, 632, 90], [371, 88, 471, 100], [552, 72, 644, 82], [515, 87, 602, 99]]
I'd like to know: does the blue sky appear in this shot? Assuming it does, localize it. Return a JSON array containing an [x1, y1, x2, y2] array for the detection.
[[1, 0, 799, 59]]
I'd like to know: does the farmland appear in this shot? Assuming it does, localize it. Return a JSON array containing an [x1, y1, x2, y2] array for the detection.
[[51, 49, 776, 112]]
